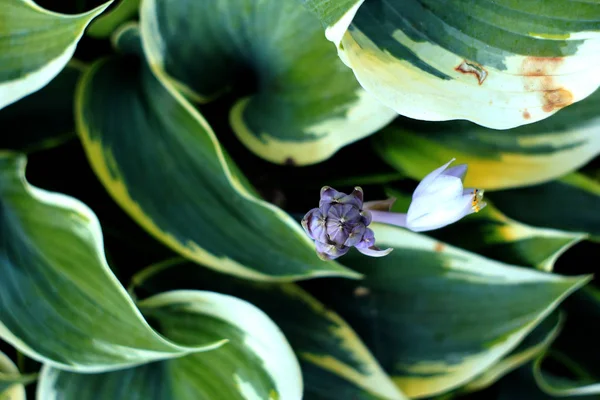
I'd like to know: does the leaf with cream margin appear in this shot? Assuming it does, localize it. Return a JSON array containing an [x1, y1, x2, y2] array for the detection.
[[139, 0, 396, 165], [303, 224, 591, 398], [0, 152, 225, 372], [489, 173, 600, 241], [461, 311, 563, 393], [37, 290, 303, 400], [300, 0, 600, 129], [532, 286, 600, 397], [373, 87, 600, 191], [87, 0, 140, 38], [0, 62, 83, 153], [0, 0, 112, 110], [0, 348, 36, 400], [129, 258, 407, 400], [384, 187, 586, 272], [76, 24, 358, 281], [492, 364, 597, 400]]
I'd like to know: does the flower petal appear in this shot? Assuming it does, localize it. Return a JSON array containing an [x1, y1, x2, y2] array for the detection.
[[315, 241, 349, 261], [355, 228, 376, 249], [356, 245, 393, 257], [406, 192, 474, 232], [442, 164, 468, 180], [344, 224, 366, 247], [413, 158, 456, 198], [319, 186, 342, 207], [301, 208, 328, 243]]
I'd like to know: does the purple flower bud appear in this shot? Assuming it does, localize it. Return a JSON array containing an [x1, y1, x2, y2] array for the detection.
[[302, 186, 392, 261]]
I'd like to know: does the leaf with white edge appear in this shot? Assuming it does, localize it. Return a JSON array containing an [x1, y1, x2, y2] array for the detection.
[[462, 311, 563, 393], [139, 0, 396, 166], [300, 0, 600, 129], [374, 87, 600, 191], [87, 0, 140, 38], [0, 349, 35, 400], [532, 286, 600, 397], [492, 364, 597, 400], [0, 152, 225, 372], [130, 258, 407, 400], [0, 62, 83, 153], [489, 173, 600, 241], [303, 224, 591, 398], [385, 187, 585, 272], [76, 24, 358, 282], [38, 290, 302, 400], [0, 0, 112, 110]]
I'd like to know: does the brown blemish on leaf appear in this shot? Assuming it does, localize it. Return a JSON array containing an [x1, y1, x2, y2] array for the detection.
[[455, 60, 488, 85], [542, 88, 574, 112], [521, 57, 564, 77], [523, 110, 531, 119], [284, 157, 296, 166], [354, 286, 370, 297], [521, 57, 573, 112], [434, 242, 445, 252]]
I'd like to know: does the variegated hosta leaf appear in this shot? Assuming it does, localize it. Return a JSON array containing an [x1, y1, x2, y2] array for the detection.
[[87, 0, 140, 38], [373, 87, 600, 191], [0, 349, 35, 400], [308, 224, 590, 398], [76, 25, 358, 281], [462, 311, 563, 393], [130, 259, 407, 400], [532, 287, 600, 397], [489, 173, 600, 241], [385, 188, 585, 272], [491, 364, 598, 400], [38, 290, 303, 400], [300, 0, 600, 129], [139, 0, 396, 165], [0, 62, 83, 152], [0, 0, 112, 110], [0, 152, 224, 372]]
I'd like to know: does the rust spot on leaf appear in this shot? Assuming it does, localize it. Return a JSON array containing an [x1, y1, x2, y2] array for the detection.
[[521, 56, 564, 77], [455, 60, 488, 85], [521, 57, 572, 112], [523, 110, 531, 119], [434, 242, 445, 252], [542, 88, 574, 112]]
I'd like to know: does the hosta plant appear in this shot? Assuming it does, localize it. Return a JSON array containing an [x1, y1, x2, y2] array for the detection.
[[1, 0, 599, 399]]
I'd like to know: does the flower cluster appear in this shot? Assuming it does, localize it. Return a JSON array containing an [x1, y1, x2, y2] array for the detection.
[[301, 187, 391, 261], [302, 159, 486, 260]]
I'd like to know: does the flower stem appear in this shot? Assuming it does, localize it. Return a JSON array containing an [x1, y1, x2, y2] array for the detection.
[[369, 211, 408, 228]]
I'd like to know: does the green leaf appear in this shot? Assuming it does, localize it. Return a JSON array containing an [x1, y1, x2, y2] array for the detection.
[[532, 286, 600, 396], [373, 87, 600, 191], [38, 290, 302, 400], [0, 0, 112, 110], [130, 258, 407, 400], [87, 0, 140, 38], [0, 61, 84, 153], [308, 224, 590, 398], [489, 173, 600, 241], [385, 188, 585, 272], [462, 311, 563, 393], [76, 24, 358, 281], [300, 0, 600, 129], [0, 152, 224, 372], [0, 349, 35, 400], [139, 0, 396, 166], [491, 364, 598, 400]]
